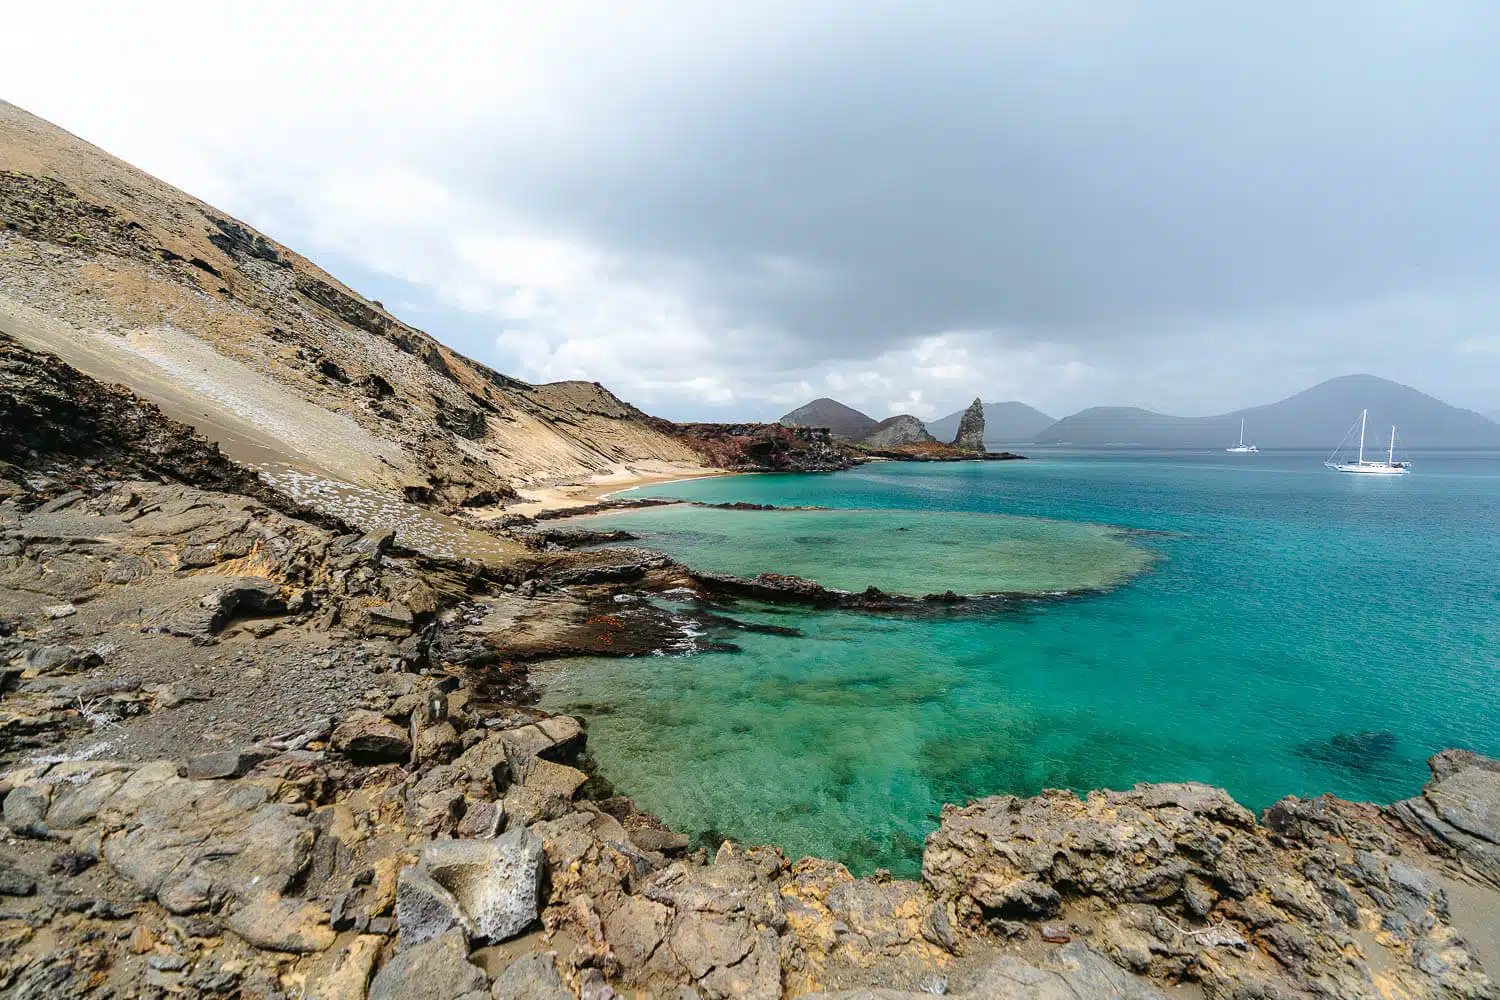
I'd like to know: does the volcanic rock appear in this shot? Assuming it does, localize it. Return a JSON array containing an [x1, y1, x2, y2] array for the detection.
[[227, 893, 337, 953], [368, 930, 487, 1000], [492, 952, 573, 1000], [332, 711, 413, 765], [858, 415, 935, 449], [397, 830, 546, 948], [952, 397, 985, 452]]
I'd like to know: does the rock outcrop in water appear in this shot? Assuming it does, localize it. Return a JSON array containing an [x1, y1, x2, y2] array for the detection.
[[952, 397, 986, 452], [2, 340, 1498, 1000]]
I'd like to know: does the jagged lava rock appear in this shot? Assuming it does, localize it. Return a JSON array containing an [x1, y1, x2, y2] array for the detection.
[[397, 829, 546, 948]]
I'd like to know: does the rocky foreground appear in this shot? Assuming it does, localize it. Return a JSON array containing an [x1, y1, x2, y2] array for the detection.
[[2, 341, 1499, 999]]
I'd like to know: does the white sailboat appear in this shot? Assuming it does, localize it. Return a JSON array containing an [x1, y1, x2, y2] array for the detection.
[[1226, 418, 1258, 453], [1324, 409, 1410, 475]]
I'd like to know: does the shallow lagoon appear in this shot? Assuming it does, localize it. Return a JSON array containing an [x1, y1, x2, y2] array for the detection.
[[575, 504, 1154, 596], [536, 451, 1500, 875]]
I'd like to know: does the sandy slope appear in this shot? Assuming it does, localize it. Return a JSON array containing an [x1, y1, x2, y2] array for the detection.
[[0, 99, 711, 506]]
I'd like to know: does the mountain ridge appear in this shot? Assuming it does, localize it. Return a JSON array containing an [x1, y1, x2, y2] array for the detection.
[[1035, 374, 1500, 448]]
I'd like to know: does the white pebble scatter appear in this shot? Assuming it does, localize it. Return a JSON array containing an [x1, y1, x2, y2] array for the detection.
[[252, 462, 512, 563]]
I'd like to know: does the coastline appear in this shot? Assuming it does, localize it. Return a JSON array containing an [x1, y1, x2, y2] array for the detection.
[[475, 465, 735, 518], [4, 338, 1498, 998]]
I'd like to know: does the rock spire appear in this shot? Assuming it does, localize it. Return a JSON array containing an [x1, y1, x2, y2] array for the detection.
[[953, 398, 985, 452]]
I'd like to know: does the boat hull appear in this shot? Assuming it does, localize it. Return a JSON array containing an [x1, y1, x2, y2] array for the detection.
[[1324, 462, 1410, 475]]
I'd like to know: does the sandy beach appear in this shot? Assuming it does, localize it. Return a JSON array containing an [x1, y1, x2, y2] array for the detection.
[[480, 464, 733, 518]]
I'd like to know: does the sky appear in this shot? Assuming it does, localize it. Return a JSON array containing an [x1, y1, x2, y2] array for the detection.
[[5, 2, 1500, 422]]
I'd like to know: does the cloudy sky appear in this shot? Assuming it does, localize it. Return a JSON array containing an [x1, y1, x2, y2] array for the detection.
[[6, 2, 1499, 421]]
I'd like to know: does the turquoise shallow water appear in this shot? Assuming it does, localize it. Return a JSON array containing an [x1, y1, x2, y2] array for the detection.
[[534, 450, 1500, 876], [575, 504, 1154, 596]]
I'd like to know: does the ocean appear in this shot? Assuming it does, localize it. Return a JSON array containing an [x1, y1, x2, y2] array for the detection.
[[534, 449, 1500, 875]]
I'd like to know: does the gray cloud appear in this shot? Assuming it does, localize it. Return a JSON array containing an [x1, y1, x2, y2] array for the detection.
[[6, 2, 1499, 418], [472, 5, 1500, 347]]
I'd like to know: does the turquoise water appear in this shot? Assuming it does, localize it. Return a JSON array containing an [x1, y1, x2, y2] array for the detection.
[[574, 504, 1154, 596], [535, 451, 1500, 875]]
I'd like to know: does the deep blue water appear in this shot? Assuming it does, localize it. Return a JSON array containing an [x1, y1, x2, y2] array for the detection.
[[535, 450, 1500, 875]]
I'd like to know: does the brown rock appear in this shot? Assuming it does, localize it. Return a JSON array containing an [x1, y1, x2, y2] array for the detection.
[[228, 893, 336, 953], [415, 719, 462, 763], [320, 935, 385, 1000], [332, 711, 412, 765], [520, 758, 588, 801]]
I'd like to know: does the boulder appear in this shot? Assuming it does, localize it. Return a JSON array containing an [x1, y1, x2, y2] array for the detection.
[[332, 711, 412, 765], [419, 829, 545, 943], [369, 930, 487, 1000], [0, 866, 37, 896], [1389, 751, 1500, 889], [456, 799, 503, 839], [179, 748, 273, 780], [227, 893, 336, 953], [415, 719, 462, 763], [98, 769, 316, 914], [3, 785, 50, 836], [490, 951, 571, 1000], [397, 866, 475, 949], [453, 716, 585, 793], [967, 943, 1167, 998], [361, 602, 415, 637], [628, 828, 692, 855], [1426, 766, 1500, 843], [165, 578, 284, 637], [320, 935, 385, 1000], [518, 758, 588, 801]]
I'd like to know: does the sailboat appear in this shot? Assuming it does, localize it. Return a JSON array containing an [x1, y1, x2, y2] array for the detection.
[[1225, 418, 1258, 453], [1324, 409, 1411, 475]]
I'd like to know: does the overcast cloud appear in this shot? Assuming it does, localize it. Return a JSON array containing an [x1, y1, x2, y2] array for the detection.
[[5, 1, 1499, 420]]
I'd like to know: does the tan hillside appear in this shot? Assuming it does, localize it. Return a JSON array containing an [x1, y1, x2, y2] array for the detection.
[[0, 100, 710, 508]]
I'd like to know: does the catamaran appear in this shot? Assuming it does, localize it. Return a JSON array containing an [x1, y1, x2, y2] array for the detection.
[[1226, 418, 1258, 453], [1324, 409, 1410, 475]]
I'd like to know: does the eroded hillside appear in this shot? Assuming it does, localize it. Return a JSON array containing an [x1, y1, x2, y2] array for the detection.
[[0, 101, 721, 508]]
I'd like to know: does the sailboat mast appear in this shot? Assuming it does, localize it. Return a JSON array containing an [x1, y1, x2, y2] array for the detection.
[[1389, 426, 1395, 465], [1358, 409, 1367, 465], [1239, 419, 1245, 447]]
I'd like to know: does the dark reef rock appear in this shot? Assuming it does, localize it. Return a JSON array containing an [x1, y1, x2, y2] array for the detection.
[[1293, 729, 1401, 775]]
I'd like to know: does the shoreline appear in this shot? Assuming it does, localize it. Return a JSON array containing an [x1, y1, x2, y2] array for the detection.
[[596, 470, 742, 502], [477, 466, 736, 519]]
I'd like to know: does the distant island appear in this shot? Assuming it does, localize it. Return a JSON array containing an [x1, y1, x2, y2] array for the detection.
[[781, 375, 1500, 450]]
